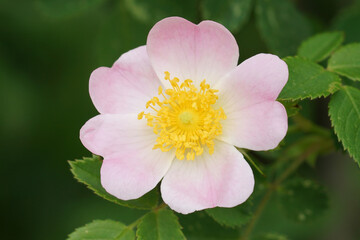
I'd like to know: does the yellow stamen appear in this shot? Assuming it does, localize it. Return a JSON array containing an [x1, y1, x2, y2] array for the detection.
[[138, 111, 144, 120], [139, 72, 226, 160]]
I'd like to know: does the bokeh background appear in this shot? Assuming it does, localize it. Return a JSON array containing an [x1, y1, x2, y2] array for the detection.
[[1, 0, 360, 239]]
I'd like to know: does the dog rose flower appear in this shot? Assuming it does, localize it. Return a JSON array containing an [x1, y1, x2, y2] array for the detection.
[[80, 17, 288, 214]]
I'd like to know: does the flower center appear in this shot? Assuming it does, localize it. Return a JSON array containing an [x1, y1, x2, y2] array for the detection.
[[179, 111, 194, 125], [138, 71, 226, 160]]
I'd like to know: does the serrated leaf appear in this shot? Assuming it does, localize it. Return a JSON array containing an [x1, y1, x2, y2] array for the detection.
[[68, 219, 135, 240], [277, 177, 329, 223], [201, 0, 253, 32], [328, 43, 360, 81], [255, 0, 312, 56], [36, 0, 105, 19], [252, 233, 289, 240], [205, 203, 252, 228], [180, 211, 239, 239], [124, 0, 197, 26], [69, 156, 159, 209], [278, 57, 341, 100], [329, 86, 360, 165], [297, 31, 344, 62], [136, 208, 185, 240]]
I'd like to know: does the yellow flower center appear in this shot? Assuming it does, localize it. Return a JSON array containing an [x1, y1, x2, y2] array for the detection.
[[179, 111, 194, 124], [138, 72, 226, 160]]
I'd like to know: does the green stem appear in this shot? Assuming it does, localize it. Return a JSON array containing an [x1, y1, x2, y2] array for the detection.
[[292, 114, 331, 137], [128, 202, 168, 229], [153, 202, 167, 211], [196, 0, 204, 22], [238, 148, 265, 176], [128, 216, 144, 230], [240, 185, 274, 240], [240, 141, 331, 240]]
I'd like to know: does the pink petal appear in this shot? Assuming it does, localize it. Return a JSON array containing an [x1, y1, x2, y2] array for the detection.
[[80, 114, 155, 157], [89, 46, 160, 114], [215, 54, 288, 111], [101, 151, 174, 201], [161, 140, 254, 214], [147, 17, 239, 87], [80, 114, 174, 200], [219, 101, 288, 151]]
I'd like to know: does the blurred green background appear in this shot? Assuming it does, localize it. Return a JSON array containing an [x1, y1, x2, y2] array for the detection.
[[1, 0, 360, 239]]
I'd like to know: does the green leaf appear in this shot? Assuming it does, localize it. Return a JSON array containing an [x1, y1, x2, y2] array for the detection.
[[277, 177, 329, 222], [201, 0, 253, 32], [180, 211, 239, 239], [205, 203, 252, 228], [36, 0, 105, 19], [328, 43, 360, 81], [124, 0, 197, 26], [278, 56, 341, 100], [297, 31, 344, 62], [255, 0, 312, 56], [69, 156, 159, 209], [252, 233, 289, 240], [136, 208, 185, 240], [329, 86, 360, 165], [68, 220, 135, 240]]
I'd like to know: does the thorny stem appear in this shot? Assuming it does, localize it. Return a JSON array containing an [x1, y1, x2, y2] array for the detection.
[[240, 140, 333, 240]]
